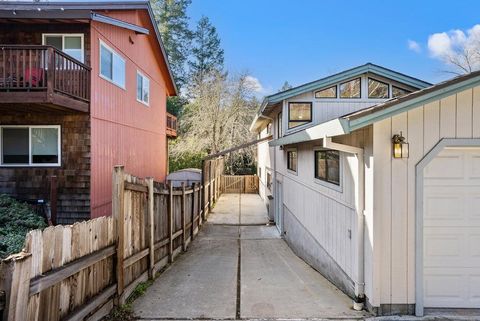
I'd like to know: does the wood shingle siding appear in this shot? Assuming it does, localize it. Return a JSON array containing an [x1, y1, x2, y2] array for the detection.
[[0, 112, 90, 224]]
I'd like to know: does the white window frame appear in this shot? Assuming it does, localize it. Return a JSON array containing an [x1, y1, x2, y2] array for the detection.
[[0, 125, 61, 167], [42, 33, 85, 63], [136, 70, 150, 106], [99, 40, 126, 90]]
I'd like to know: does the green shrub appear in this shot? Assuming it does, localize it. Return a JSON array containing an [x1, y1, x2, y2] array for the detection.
[[0, 194, 47, 259]]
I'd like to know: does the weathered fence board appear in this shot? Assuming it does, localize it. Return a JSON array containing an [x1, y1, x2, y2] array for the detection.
[[0, 158, 224, 321], [221, 175, 259, 194]]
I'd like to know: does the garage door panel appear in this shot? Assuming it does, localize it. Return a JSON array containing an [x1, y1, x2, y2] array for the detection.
[[424, 194, 464, 223], [424, 154, 464, 179], [423, 147, 480, 309]]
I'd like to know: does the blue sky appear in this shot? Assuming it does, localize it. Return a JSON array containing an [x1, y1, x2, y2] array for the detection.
[[189, 0, 480, 95]]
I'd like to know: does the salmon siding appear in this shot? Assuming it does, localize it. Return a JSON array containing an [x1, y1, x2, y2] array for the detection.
[[0, 2, 177, 223]]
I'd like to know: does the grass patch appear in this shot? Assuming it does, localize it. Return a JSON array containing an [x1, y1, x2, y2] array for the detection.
[[104, 278, 156, 321]]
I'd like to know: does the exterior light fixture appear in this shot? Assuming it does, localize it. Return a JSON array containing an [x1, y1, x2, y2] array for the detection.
[[392, 132, 409, 158]]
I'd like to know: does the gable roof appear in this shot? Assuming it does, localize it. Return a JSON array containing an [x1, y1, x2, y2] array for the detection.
[[0, 1, 178, 95], [257, 63, 431, 116], [269, 69, 480, 147]]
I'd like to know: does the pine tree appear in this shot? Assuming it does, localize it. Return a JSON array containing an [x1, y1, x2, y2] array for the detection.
[[189, 16, 224, 85], [151, 0, 192, 90], [279, 81, 292, 92]]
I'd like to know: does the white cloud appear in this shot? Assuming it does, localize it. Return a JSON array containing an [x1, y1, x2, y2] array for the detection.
[[407, 39, 421, 53], [427, 24, 480, 58], [245, 75, 264, 93]]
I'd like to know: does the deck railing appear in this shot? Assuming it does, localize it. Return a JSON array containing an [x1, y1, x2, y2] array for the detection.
[[166, 112, 177, 137], [0, 45, 90, 102]]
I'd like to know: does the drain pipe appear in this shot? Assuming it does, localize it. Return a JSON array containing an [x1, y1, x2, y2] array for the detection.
[[323, 137, 365, 310]]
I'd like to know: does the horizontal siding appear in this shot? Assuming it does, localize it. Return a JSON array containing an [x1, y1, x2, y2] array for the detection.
[[372, 86, 480, 306]]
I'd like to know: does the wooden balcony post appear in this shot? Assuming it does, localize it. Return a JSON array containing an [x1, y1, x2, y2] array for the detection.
[[46, 47, 54, 102]]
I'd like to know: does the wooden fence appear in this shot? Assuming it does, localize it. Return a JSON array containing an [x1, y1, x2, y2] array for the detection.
[[221, 175, 259, 194], [0, 159, 223, 321]]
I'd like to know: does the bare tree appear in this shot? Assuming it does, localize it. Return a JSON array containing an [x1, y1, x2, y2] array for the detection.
[[171, 70, 259, 173]]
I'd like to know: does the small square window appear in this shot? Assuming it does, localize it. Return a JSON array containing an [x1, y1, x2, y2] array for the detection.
[[315, 150, 340, 185], [315, 85, 337, 98], [340, 78, 361, 98], [287, 150, 297, 172], [288, 102, 312, 129], [368, 78, 389, 99]]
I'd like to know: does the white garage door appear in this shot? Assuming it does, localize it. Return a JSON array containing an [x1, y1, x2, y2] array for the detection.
[[423, 147, 480, 308]]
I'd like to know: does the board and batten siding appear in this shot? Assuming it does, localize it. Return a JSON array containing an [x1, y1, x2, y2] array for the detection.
[[90, 10, 170, 218], [370, 86, 480, 307], [278, 128, 371, 286]]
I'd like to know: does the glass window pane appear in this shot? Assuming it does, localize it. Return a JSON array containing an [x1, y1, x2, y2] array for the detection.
[[287, 151, 297, 171], [326, 151, 340, 184], [31, 128, 59, 164], [45, 36, 62, 50], [368, 78, 389, 98], [288, 103, 311, 128], [113, 53, 125, 87], [137, 73, 143, 100], [143, 76, 149, 103], [340, 78, 361, 98], [100, 45, 112, 79], [392, 86, 411, 98], [2, 128, 29, 164], [64, 36, 81, 49], [315, 86, 337, 98], [64, 49, 83, 62], [315, 151, 327, 180]]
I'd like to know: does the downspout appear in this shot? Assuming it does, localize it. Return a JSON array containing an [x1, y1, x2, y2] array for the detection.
[[323, 137, 365, 310]]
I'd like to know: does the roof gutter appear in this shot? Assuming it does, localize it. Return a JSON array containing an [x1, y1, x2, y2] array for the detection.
[[91, 12, 149, 34]]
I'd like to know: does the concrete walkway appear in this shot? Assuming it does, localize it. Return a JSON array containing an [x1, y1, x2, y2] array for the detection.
[[132, 193, 369, 320]]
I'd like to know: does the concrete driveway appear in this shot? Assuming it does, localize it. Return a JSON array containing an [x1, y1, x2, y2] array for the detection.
[[132, 193, 369, 320]]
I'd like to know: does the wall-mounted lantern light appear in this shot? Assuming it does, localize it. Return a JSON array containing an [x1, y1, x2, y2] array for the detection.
[[392, 132, 409, 158]]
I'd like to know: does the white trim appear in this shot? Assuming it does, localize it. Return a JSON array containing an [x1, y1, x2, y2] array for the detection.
[[99, 39, 126, 90], [42, 33, 85, 63], [0, 125, 61, 167], [414, 138, 480, 316], [136, 70, 150, 106]]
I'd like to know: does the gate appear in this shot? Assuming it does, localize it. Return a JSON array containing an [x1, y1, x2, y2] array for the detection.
[[221, 175, 258, 194]]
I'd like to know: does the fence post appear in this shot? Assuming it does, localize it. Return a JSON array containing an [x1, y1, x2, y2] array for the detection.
[[168, 184, 174, 263], [199, 184, 204, 226], [208, 161, 212, 213], [181, 183, 186, 252], [146, 177, 155, 279], [112, 165, 125, 297], [3, 252, 32, 321], [191, 183, 196, 239]]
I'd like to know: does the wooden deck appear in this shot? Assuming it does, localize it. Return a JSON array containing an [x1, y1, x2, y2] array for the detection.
[[166, 112, 177, 138], [0, 45, 90, 113]]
